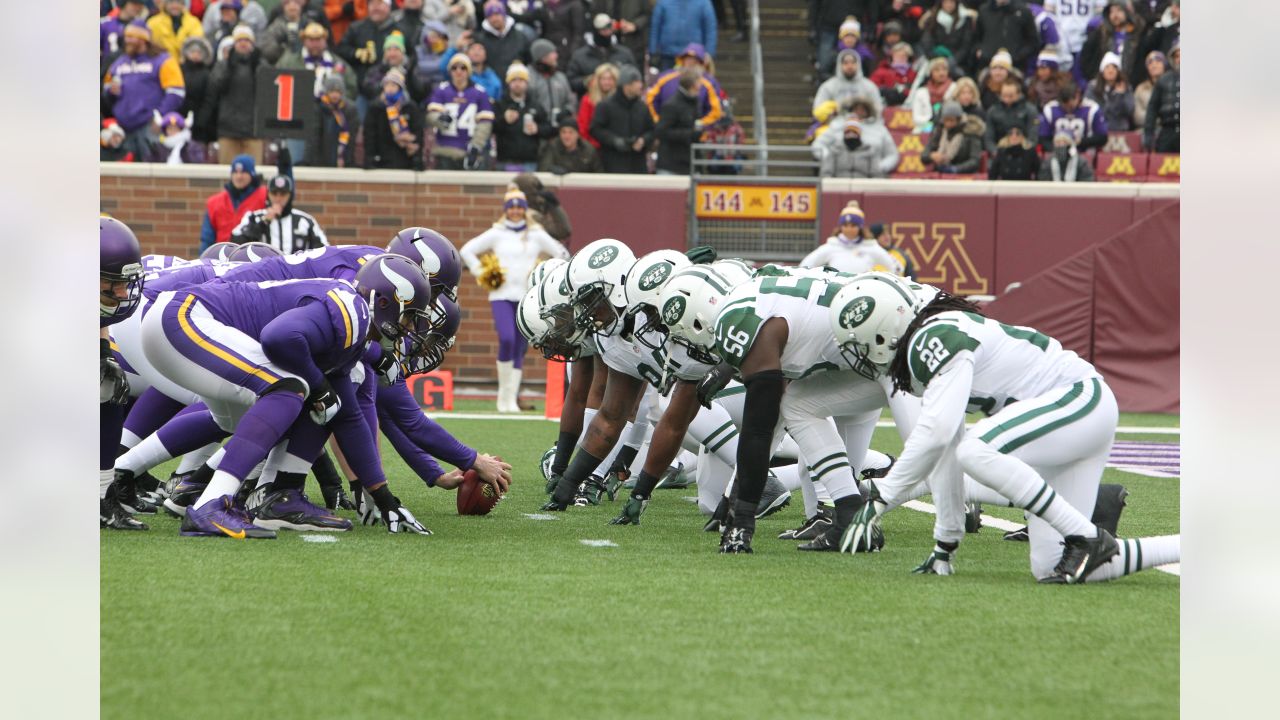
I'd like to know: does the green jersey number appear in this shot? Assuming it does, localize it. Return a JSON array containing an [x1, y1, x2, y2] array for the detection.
[[715, 306, 764, 367], [908, 324, 980, 385]]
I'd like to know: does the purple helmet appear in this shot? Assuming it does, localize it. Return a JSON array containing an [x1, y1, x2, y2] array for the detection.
[[405, 296, 461, 376], [354, 254, 435, 355], [100, 216, 145, 321], [229, 242, 283, 263], [200, 242, 240, 262], [387, 227, 462, 302]]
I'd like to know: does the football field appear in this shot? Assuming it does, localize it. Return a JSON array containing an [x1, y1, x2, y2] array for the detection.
[[101, 411, 1180, 720]]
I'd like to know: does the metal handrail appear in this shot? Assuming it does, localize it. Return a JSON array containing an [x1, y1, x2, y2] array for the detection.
[[748, 0, 767, 158]]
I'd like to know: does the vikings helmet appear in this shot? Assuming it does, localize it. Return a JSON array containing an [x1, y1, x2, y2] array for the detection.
[[200, 242, 240, 263], [387, 227, 462, 302], [229, 241, 283, 263], [353, 254, 435, 354], [405, 296, 461, 375], [100, 216, 145, 321]]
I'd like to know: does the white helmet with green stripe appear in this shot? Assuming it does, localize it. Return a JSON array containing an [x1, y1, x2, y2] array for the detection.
[[623, 249, 691, 346], [566, 238, 636, 336], [527, 257, 568, 292], [828, 273, 922, 372], [657, 264, 742, 364], [519, 263, 587, 360]]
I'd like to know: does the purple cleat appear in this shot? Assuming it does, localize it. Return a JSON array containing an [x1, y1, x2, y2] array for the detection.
[[180, 495, 276, 539], [250, 488, 352, 532]]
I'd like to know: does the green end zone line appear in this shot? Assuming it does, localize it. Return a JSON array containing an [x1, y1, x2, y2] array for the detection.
[[432, 413, 1180, 435]]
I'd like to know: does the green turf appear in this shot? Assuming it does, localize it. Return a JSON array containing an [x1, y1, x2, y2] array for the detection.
[[102, 419, 1179, 720]]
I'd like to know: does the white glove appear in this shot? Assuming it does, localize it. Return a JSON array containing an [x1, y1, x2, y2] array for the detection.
[[912, 545, 956, 576], [308, 381, 342, 424], [355, 488, 382, 526], [383, 504, 432, 535]]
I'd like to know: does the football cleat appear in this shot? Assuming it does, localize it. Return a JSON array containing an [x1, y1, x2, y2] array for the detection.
[[574, 476, 607, 506], [1039, 529, 1120, 584], [251, 488, 352, 532], [755, 472, 792, 518], [1092, 483, 1128, 536], [719, 525, 754, 554], [180, 495, 277, 539], [778, 505, 834, 540], [796, 530, 841, 552], [539, 445, 556, 484], [861, 454, 896, 480], [655, 462, 693, 489], [112, 469, 157, 515], [163, 476, 210, 517], [541, 475, 577, 511], [100, 496, 148, 531], [1003, 525, 1030, 542], [912, 546, 955, 575], [964, 503, 983, 533]]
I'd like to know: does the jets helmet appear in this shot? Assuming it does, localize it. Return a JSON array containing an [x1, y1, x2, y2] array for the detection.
[[656, 264, 742, 364], [527, 257, 568, 292], [623, 249, 691, 348], [566, 238, 635, 337], [828, 273, 922, 376]]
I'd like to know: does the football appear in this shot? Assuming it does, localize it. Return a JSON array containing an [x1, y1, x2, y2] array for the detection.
[[456, 469, 500, 516]]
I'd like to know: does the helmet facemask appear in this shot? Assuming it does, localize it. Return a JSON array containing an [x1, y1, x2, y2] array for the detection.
[[539, 302, 589, 361], [100, 263, 144, 319], [572, 282, 622, 337]]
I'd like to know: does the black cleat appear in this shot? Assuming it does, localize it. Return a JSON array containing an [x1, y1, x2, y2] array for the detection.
[[1003, 525, 1030, 542], [1091, 484, 1128, 536], [541, 475, 577, 511], [964, 503, 983, 533], [111, 469, 157, 515], [1040, 529, 1121, 584], [797, 529, 841, 551], [703, 495, 730, 533], [163, 476, 209, 517], [574, 476, 607, 506], [861, 454, 896, 480], [719, 525, 754, 553], [101, 496, 148, 531], [755, 472, 792, 518], [778, 505, 834, 540]]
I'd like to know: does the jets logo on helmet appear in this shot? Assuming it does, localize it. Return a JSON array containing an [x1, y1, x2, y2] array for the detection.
[[662, 296, 686, 327], [588, 245, 618, 268], [639, 263, 673, 292], [838, 296, 876, 329]]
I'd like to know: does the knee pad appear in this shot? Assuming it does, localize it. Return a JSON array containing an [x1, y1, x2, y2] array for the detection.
[[260, 377, 308, 399]]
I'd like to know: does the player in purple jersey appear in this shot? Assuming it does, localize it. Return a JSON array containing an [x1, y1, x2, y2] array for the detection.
[[134, 255, 434, 538], [427, 55, 496, 170], [1038, 81, 1109, 152], [141, 254, 189, 272], [100, 216, 150, 530]]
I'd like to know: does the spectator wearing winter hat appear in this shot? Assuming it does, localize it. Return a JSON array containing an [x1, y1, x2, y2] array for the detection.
[[308, 74, 359, 167], [426, 54, 495, 169], [1025, 2, 1070, 77], [923, 100, 985, 174], [590, 64, 655, 173], [870, 221, 915, 278], [921, 0, 977, 70], [145, 111, 207, 164], [654, 68, 703, 175], [148, 0, 205, 60], [977, 48, 1023, 108], [567, 14, 637, 96], [972, 0, 1038, 73], [1037, 130, 1095, 182], [393, 0, 430, 53], [646, 43, 724, 128], [103, 21, 186, 161], [541, 0, 589, 72], [205, 24, 265, 162], [813, 48, 881, 119], [364, 67, 426, 170], [1085, 50, 1135, 131], [983, 77, 1038, 153], [101, 0, 148, 62], [1026, 47, 1068, 109], [454, 41, 504, 101], [870, 42, 918, 107], [199, 151, 285, 251], [337, 0, 407, 113], [493, 62, 553, 172], [812, 114, 898, 179], [100, 119, 134, 163], [1133, 49, 1167, 128], [649, 0, 717, 72], [539, 114, 602, 174], [206, 1, 270, 50], [987, 123, 1039, 180], [1080, 0, 1145, 83], [1038, 79, 1107, 152], [905, 55, 950, 131], [809, 1, 872, 75], [413, 20, 451, 91], [179, 35, 217, 145], [232, 171, 331, 253], [528, 38, 578, 127], [800, 204, 899, 275], [1142, 39, 1177, 152], [278, 22, 359, 103], [477, 1, 531, 81], [817, 16, 876, 84], [578, 62, 619, 149], [872, 19, 907, 66], [362, 31, 418, 102]]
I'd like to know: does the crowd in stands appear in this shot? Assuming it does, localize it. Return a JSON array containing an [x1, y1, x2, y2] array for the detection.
[[805, 0, 1180, 182], [99, 0, 746, 175]]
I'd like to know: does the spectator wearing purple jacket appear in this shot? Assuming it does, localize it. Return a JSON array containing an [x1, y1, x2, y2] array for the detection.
[[103, 20, 186, 161], [1038, 79, 1107, 153], [101, 0, 149, 63]]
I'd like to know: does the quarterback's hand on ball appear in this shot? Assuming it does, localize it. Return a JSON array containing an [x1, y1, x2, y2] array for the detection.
[[840, 498, 887, 554], [912, 545, 956, 575], [472, 453, 512, 494], [383, 503, 431, 535], [433, 469, 465, 490], [608, 494, 648, 525]]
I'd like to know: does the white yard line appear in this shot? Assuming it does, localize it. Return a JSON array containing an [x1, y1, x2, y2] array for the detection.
[[902, 500, 1180, 577]]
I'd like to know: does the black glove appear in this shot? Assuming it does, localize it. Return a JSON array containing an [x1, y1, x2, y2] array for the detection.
[[307, 379, 341, 424], [695, 362, 735, 409], [436, 113, 455, 131], [372, 351, 403, 386], [464, 145, 483, 170], [100, 338, 130, 405], [685, 245, 717, 264]]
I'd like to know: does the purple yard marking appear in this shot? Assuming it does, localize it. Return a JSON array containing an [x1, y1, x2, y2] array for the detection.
[[1107, 441, 1180, 478]]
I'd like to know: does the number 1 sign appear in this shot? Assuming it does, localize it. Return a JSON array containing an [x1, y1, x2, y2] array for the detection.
[[253, 67, 317, 140]]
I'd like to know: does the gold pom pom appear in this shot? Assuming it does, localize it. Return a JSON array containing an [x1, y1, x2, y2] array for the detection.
[[477, 252, 506, 290]]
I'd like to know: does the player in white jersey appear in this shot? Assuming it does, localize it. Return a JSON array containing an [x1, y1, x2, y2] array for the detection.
[[832, 282, 1179, 583]]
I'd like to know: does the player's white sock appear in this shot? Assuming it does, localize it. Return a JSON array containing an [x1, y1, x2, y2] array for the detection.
[[957, 438, 1096, 538], [176, 443, 220, 474], [194, 470, 242, 510], [577, 408, 598, 445], [1082, 535, 1180, 583], [814, 479, 833, 505], [116, 434, 175, 476], [898, 477, 1014, 506], [120, 429, 142, 449], [100, 469, 113, 499]]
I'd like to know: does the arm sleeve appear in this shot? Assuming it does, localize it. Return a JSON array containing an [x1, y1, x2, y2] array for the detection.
[[876, 356, 975, 508], [697, 78, 723, 127], [158, 57, 186, 115], [258, 303, 341, 394], [378, 411, 446, 485], [377, 381, 478, 470]]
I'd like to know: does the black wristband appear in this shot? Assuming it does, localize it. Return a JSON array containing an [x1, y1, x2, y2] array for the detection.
[[563, 445, 605, 485], [613, 445, 639, 473], [368, 485, 398, 512], [100, 338, 111, 360], [551, 430, 577, 476], [631, 469, 661, 499]]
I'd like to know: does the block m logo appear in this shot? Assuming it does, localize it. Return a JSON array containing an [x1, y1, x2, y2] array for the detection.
[[1105, 155, 1138, 176], [892, 222, 988, 294], [1155, 155, 1180, 176]]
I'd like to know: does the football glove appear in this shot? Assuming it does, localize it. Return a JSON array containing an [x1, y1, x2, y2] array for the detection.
[[100, 356, 130, 405], [912, 545, 956, 576], [684, 245, 718, 264], [383, 504, 432, 535], [604, 467, 629, 502], [434, 113, 455, 131], [608, 494, 648, 525], [355, 488, 382, 526], [840, 496, 887, 554], [307, 380, 342, 425], [695, 362, 734, 409], [464, 145, 484, 170], [372, 351, 404, 386]]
